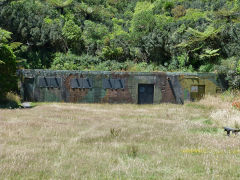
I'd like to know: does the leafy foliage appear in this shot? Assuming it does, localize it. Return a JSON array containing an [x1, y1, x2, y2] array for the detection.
[[46, 0, 73, 8], [0, 28, 17, 97], [1, 0, 240, 88], [215, 57, 240, 89]]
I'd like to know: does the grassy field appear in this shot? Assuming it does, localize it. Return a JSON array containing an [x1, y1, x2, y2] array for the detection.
[[0, 95, 240, 179]]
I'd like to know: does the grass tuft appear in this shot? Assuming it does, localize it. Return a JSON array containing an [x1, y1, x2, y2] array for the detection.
[[126, 145, 138, 158], [203, 119, 213, 125], [110, 128, 121, 137]]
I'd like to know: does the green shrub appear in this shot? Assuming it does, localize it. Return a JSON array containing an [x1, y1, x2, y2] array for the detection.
[[163, 1, 174, 11], [215, 57, 240, 89], [171, 5, 186, 18], [51, 51, 168, 72], [0, 43, 17, 97], [220, 89, 240, 102], [0, 92, 21, 109], [237, 60, 240, 74], [199, 64, 214, 72], [51, 52, 101, 70]]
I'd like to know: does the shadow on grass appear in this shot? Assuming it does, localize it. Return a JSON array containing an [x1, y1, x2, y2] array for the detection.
[[0, 100, 20, 109]]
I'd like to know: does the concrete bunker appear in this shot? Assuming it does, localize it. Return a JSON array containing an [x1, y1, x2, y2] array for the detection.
[[18, 70, 226, 104]]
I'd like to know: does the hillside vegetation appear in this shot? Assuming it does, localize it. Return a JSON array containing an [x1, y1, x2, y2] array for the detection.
[[0, 0, 240, 87], [0, 95, 240, 179]]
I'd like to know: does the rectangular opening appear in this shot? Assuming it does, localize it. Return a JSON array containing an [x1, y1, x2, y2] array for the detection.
[[39, 77, 49, 88], [39, 77, 61, 88], [190, 85, 205, 101], [138, 84, 154, 104], [70, 78, 92, 89], [50, 78, 61, 88], [103, 78, 125, 90], [24, 78, 34, 101]]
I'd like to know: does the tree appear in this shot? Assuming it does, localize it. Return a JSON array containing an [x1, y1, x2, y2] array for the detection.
[[62, 18, 82, 54], [46, 0, 73, 14], [82, 20, 108, 55], [0, 28, 17, 97], [102, 18, 131, 61], [130, 1, 155, 43]]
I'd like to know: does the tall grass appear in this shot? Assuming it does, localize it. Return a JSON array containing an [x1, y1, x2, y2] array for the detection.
[[0, 94, 240, 179]]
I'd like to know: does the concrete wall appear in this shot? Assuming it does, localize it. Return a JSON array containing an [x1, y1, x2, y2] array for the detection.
[[18, 70, 226, 104]]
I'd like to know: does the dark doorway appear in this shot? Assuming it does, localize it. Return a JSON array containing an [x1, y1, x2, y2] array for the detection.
[[138, 84, 154, 104], [23, 78, 34, 101]]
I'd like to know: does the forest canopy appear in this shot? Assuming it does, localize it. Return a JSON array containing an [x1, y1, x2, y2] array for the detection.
[[0, 0, 240, 87]]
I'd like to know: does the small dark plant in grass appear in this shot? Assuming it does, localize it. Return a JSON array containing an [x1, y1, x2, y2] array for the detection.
[[127, 145, 138, 158], [110, 128, 121, 137]]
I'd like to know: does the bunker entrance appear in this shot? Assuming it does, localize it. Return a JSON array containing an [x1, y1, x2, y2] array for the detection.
[[190, 85, 205, 101], [23, 78, 34, 101], [138, 84, 154, 104]]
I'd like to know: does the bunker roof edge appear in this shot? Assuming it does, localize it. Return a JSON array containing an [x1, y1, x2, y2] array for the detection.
[[18, 69, 217, 77]]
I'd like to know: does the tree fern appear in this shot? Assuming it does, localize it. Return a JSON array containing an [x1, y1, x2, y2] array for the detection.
[[177, 25, 223, 48], [46, 0, 73, 8]]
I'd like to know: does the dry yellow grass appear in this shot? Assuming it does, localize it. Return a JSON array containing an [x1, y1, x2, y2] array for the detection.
[[0, 95, 240, 179]]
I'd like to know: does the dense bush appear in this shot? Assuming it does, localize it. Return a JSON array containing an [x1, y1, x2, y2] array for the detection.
[[0, 28, 17, 97], [1, 0, 240, 88], [51, 52, 101, 70], [51, 51, 166, 72], [0, 92, 21, 109], [215, 57, 240, 89]]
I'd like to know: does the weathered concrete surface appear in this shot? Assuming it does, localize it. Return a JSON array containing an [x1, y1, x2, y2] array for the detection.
[[18, 70, 226, 104]]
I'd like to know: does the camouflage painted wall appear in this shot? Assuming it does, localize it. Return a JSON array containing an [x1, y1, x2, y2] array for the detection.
[[18, 70, 227, 104]]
